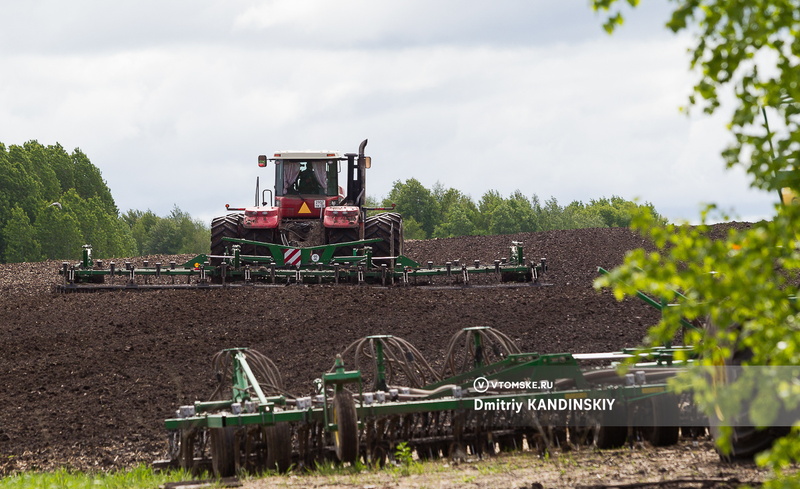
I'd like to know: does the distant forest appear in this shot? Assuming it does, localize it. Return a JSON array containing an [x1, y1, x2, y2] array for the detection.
[[377, 180, 665, 240], [0, 141, 664, 263], [0, 141, 206, 263]]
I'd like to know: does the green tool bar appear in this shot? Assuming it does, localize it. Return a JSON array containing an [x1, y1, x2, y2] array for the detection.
[[165, 407, 310, 430], [164, 383, 670, 431]]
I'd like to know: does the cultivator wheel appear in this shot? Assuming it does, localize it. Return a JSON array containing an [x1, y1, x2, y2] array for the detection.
[[332, 390, 359, 464], [633, 393, 680, 447], [594, 413, 628, 449], [210, 427, 237, 477], [178, 429, 200, 473], [364, 212, 403, 257], [264, 424, 292, 472]]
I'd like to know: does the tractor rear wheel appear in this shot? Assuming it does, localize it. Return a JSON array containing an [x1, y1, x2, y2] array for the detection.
[[332, 390, 359, 464], [364, 213, 403, 258]]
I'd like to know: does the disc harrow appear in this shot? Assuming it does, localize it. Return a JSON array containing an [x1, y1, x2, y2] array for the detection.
[[56, 241, 547, 292], [157, 327, 703, 477]]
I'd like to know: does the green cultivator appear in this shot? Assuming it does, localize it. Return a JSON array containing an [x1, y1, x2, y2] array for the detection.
[[157, 327, 700, 477], [56, 240, 546, 291]]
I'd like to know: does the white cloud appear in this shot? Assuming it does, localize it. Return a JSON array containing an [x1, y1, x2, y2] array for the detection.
[[0, 0, 778, 227]]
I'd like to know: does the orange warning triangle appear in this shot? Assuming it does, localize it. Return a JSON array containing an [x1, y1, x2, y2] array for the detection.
[[298, 202, 312, 214]]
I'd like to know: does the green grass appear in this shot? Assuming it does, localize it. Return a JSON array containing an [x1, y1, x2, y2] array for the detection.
[[0, 465, 195, 489]]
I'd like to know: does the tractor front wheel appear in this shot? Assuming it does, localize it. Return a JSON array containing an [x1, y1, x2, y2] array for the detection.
[[326, 228, 360, 257], [364, 213, 404, 258], [210, 214, 242, 266]]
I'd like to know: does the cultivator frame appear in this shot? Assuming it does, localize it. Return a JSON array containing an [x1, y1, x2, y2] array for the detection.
[[56, 240, 547, 291], [157, 327, 699, 477]]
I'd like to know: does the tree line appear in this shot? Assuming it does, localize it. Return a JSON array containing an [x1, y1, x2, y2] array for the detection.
[[0, 141, 208, 263], [378, 179, 665, 239], [0, 141, 664, 264]]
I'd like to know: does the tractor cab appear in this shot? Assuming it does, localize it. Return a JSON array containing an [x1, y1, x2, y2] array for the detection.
[[262, 151, 346, 219], [218, 140, 377, 251]]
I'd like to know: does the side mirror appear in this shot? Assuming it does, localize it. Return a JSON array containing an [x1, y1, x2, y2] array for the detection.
[[258, 155, 268, 167]]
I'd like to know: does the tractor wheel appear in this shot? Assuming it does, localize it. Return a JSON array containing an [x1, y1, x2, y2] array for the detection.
[[326, 228, 360, 257], [264, 424, 292, 472], [364, 213, 404, 258], [332, 390, 359, 464], [210, 427, 237, 477], [210, 214, 242, 265]]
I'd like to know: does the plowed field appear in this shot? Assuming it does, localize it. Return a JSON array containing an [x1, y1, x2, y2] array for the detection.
[[0, 224, 757, 479]]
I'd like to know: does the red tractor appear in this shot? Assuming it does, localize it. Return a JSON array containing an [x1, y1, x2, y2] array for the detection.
[[211, 139, 403, 262]]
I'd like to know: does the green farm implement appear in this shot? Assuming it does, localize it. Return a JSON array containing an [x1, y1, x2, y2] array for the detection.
[[57, 240, 545, 291], [157, 327, 700, 477]]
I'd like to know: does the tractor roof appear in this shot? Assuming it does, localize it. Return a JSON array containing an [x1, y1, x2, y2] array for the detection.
[[271, 150, 344, 160]]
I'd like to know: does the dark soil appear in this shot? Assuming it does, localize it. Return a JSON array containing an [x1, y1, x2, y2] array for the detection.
[[0, 224, 754, 475]]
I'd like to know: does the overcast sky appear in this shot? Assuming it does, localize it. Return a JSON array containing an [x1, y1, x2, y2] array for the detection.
[[0, 1, 779, 225]]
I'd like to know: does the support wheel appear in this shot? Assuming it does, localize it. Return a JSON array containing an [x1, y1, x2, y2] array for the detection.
[[595, 425, 628, 449], [636, 394, 680, 447], [264, 424, 292, 472], [332, 390, 359, 464], [595, 403, 628, 449], [210, 427, 237, 477], [712, 425, 790, 460], [179, 429, 198, 473]]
